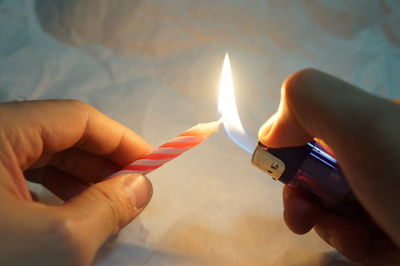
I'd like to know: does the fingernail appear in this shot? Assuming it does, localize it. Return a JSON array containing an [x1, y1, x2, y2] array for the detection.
[[123, 174, 152, 209], [258, 113, 277, 142], [327, 234, 341, 252]]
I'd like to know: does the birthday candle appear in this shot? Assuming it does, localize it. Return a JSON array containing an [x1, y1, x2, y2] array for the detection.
[[110, 120, 221, 177]]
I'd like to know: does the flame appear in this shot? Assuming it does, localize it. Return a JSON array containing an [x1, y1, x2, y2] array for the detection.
[[218, 54, 253, 153]]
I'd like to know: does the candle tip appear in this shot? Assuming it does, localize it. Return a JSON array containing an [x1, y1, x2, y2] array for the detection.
[[188, 120, 222, 134]]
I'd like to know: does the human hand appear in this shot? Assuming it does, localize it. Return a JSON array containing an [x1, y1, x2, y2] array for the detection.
[[258, 69, 400, 264], [0, 100, 153, 266]]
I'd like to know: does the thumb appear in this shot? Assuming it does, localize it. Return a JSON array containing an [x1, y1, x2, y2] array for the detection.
[[258, 69, 400, 165], [258, 68, 400, 172], [259, 68, 393, 149], [60, 173, 152, 255]]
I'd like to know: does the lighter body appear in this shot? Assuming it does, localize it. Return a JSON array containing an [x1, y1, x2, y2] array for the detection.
[[252, 141, 370, 222]]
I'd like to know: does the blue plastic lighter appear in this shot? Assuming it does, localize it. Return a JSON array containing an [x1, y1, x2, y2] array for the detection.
[[251, 140, 370, 222]]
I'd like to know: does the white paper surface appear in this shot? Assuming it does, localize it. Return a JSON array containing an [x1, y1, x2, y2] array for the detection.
[[1, 1, 399, 265]]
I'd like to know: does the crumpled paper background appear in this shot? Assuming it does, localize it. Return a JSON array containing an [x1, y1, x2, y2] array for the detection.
[[1, 0, 399, 265]]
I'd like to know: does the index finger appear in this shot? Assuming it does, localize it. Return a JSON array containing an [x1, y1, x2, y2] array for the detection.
[[1, 100, 152, 169]]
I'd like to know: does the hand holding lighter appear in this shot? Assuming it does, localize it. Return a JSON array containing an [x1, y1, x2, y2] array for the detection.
[[252, 140, 371, 222]]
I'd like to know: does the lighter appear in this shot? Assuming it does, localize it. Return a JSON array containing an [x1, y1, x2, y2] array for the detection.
[[251, 140, 370, 222]]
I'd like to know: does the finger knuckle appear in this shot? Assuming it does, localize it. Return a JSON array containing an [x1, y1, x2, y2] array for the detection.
[[68, 99, 100, 116], [86, 185, 127, 234], [67, 99, 91, 110], [47, 216, 89, 265], [282, 68, 319, 102]]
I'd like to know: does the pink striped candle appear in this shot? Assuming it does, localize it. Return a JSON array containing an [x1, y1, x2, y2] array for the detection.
[[110, 120, 221, 177]]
